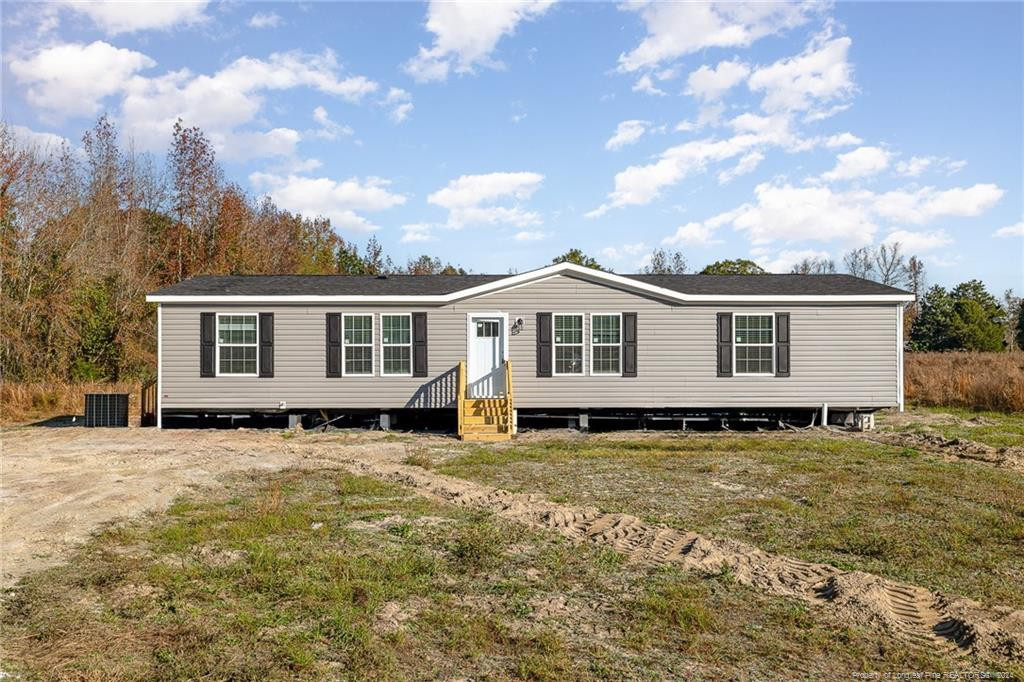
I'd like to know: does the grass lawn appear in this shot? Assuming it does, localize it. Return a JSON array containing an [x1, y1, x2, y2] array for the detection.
[[2, 468, 950, 679], [437, 431, 1024, 612]]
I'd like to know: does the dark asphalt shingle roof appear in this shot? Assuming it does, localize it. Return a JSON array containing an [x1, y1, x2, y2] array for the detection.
[[628, 274, 910, 296], [151, 274, 507, 296], [150, 272, 911, 297]]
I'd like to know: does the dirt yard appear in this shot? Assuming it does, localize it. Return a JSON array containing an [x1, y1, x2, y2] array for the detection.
[[0, 425, 417, 586], [2, 417, 1023, 676]]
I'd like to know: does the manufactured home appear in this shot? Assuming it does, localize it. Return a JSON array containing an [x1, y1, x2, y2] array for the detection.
[[146, 262, 914, 438]]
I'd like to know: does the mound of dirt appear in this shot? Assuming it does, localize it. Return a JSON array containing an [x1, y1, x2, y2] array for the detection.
[[869, 432, 1024, 473], [340, 455, 1024, 666]]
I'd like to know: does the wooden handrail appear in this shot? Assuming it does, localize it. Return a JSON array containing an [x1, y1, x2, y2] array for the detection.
[[504, 360, 514, 433], [456, 360, 466, 437]]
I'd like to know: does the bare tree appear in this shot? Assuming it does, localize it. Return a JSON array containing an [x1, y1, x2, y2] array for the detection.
[[874, 242, 907, 286], [790, 257, 836, 274], [641, 248, 687, 274], [1004, 289, 1021, 351], [843, 247, 875, 280]]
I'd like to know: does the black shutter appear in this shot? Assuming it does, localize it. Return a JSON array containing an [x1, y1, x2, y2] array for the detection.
[[775, 313, 790, 377], [716, 313, 733, 377], [622, 312, 637, 377], [258, 313, 274, 378], [200, 312, 215, 377], [536, 312, 552, 377], [326, 313, 341, 378], [412, 312, 428, 378]]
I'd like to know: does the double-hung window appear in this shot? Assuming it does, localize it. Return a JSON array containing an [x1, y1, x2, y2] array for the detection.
[[591, 314, 621, 375], [381, 314, 412, 376], [343, 314, 373, 376], [217, 314, 258, 376], [553, 314, 584, 375], [734, 314, 774, 375]]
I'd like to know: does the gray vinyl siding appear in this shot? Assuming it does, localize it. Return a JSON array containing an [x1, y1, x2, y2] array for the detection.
[[159, 274, 899, 411]]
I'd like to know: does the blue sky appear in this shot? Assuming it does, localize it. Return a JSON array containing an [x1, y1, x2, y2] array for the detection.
[[3, 1, 1022, 292]]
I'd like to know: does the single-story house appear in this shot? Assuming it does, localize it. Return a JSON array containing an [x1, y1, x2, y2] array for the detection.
[[145, 262, 913, 438]]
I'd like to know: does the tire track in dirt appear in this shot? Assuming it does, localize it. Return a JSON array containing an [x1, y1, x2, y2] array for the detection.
[[339, 455, 1024, 665], [837, 430, 1024, 474]]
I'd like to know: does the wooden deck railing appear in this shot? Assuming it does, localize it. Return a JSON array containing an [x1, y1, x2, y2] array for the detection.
[[504, 360, 514, 433], [456, 360, 466, 437]]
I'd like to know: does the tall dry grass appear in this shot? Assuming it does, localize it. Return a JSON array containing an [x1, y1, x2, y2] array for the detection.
[[904, 352, 1024, 413], [1, 381, 143, 425]]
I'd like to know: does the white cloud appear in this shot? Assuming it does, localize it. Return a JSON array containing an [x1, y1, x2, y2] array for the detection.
[[248, 11, 282, 29], [632, 74, 666, 96], [514, 230, 550, 241], [384, 87, 413, 123], [9, 41, 155, 118], [117, 49, 378, 157], [825, 132, 862, 148], [403, 0, 555, 83], [225, 128, 303, 162], [895, 155, 967, 177], [428, 171, 544, 228], [312, 106, 354, 140], [994, 221, 1024, 238], [600, 242, 647, 261], [589, 112, 811, 216], [588, 135, 766, 216], [820, 146, 890, 182], [748, 34, 855, 116], [61, 0, 209, 34], [249, 173, 407, 233], [617, 2, 818, 73], [401, 223, 436, 243], [605, 120, 649, 151], [758, 248, 832, 273], [685, 58, 750, 101], [873, 184, 1004, 224], [8, 124, 71, 150], [699, 181, 1004, 248], [662, 221, 723, 247], [881, 229, 953, 252], [718, 151, 764, 184], [12, 43, 382, 158]]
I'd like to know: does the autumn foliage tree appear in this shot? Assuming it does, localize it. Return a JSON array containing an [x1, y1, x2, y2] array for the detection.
[[0, 116, 441, 382]]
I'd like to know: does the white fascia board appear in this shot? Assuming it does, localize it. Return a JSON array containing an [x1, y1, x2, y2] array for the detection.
[[145, 262, 915, 304]]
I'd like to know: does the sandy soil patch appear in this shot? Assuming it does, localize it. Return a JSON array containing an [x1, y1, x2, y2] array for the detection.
[[0, 426, 405, 586]]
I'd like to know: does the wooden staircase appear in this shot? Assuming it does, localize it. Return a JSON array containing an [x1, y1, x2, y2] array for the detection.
[[457, 360, 515, 441]]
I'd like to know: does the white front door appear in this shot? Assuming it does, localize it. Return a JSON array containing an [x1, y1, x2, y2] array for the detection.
[[468, 315, 506, 398]]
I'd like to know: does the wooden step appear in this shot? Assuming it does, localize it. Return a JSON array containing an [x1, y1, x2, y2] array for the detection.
[[462, 411, 505, 421], [463, 398, 507, 408], [464, 410, 507, 419], [462, 423, 510, 433], [461, 432, 513, 442]]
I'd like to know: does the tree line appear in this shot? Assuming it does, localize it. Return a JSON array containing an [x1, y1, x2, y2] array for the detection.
[[2, 116, 1018, 383], [1, 117, 466, 382]]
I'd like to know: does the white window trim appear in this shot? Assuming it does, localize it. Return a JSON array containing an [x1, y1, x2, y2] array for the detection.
[[380, 312, 413, 378], [214, 312, 259, 378], [552, 312, 586, 377], [342, 312, 375, 377], [732, 311, 776, 377], [589, 312, 623, 376]]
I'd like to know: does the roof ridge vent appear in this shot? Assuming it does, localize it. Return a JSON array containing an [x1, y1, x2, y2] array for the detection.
[[376, 274, 388, 279]]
